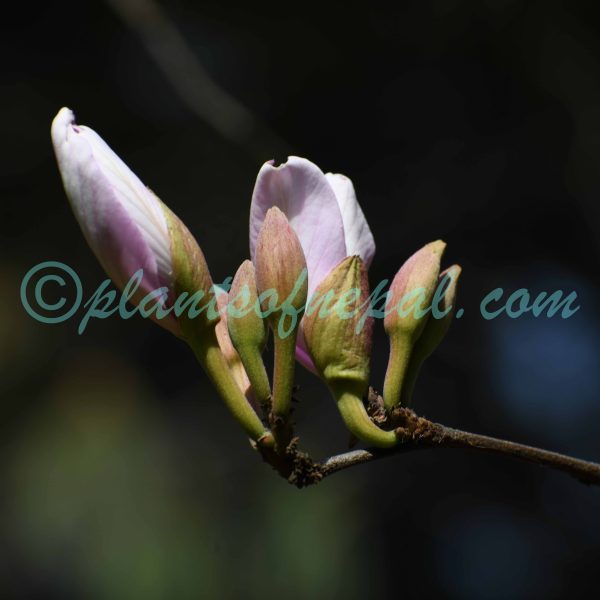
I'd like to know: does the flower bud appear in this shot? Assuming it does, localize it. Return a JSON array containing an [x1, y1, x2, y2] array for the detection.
[[254, 206, 308, 324], [214, 286, 252, 400], [383, 240, 446, 410], [51, 107, 179, 335], [304, 256, 371, 386], [304, 256, 398, 448], [51, 108, 269, 444], [400, 265, 461, 406], [254, 207, 308, 423], [227, 260, 271, 408]]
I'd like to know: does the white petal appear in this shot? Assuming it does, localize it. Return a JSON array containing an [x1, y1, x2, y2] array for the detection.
[[51, 108, 172, 287], [325, 173, 376, 267], [250, 156, 347, 300]]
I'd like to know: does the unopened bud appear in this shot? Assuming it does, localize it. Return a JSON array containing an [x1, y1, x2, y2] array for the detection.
[[254, 206, 308, 330], [214, 286, 252, 400], [254, 207, 308, 422], [383, 240, 446, 410], [51, 107, 179, 335], [52, 108, 270, 444], [228, 260, 271, 408], [304, 256, 398, 448], [400, 265, 462, 405]]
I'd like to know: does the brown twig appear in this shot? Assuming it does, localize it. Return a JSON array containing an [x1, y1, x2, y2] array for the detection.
[[321, 424, 600, 483], [257, 389, 600, 488]]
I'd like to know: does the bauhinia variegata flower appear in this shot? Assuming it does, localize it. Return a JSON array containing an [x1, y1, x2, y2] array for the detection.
[[51, 107, 461, 453], [51, 107, 271, 445], [249, 157, 376, 373]]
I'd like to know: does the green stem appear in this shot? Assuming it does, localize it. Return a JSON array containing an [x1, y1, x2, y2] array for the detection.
[[332, 383, 398, 448], [399, 350, 426, 407], [188, 327, 271, 443], [237, 344, 271, 409], [383, 335, 413, 410], [271, 332, 297, 418]]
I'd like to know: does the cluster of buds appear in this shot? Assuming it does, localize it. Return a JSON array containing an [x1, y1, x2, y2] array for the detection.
[[51, 107, 461, 453]]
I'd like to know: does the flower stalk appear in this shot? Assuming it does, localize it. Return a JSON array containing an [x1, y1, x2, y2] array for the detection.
[[167, 208, 271, 444]]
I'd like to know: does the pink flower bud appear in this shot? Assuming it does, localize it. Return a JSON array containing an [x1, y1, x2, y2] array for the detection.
[[254, 206, 308, 324], [253, 206, 308, 421], [383, 240, 446, 409], [52, 108, 268, 442], [51, 107, 203, 336], [384, 240, 446, 335]]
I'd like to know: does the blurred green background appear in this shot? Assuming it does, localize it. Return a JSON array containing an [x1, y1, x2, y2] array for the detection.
[[2, 0, 600, 598]]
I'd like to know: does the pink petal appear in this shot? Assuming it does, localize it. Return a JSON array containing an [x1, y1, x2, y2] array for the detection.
[[249, 156, 347, 300], [295, 325, 318, 374], [51, 108, 178, 334], [325, 173, 376, 267]]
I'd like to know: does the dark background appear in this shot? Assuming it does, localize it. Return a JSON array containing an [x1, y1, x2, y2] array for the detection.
[[2, 0, 600, 598]]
